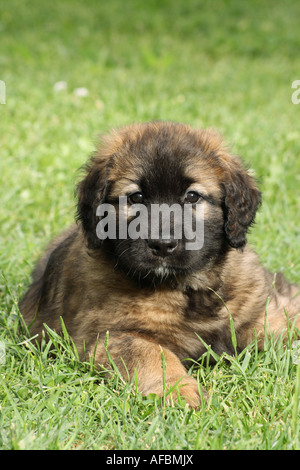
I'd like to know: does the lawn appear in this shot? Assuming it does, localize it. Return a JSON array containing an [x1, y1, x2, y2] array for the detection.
[[0, 0, 300, 450]]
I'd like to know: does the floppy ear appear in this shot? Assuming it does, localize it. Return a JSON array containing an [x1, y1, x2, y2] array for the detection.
[[76, 155, 111, 249], [222, 164, 261, 249]]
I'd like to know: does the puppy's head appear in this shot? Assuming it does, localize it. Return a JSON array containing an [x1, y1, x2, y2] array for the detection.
[[77, 121, 261, 286]]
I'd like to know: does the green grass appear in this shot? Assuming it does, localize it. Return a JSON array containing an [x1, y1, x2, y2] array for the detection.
[[1, 0, 300, 450]]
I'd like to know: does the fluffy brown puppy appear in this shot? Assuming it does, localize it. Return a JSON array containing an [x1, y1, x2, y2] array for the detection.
[[19, 121, 300, 407]]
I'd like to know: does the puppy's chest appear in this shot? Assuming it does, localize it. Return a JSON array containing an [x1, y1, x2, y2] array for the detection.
[[125, 289, 185, 326], [183, 287, 225, 320], [121, 287, 225, 358], [121, 286, 223, 329]]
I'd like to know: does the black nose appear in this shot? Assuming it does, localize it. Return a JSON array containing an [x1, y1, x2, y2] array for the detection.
[[147, 239, 178, 257]]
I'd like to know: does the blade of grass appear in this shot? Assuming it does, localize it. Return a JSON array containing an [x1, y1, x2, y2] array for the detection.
[[208, 288, 237, 356]]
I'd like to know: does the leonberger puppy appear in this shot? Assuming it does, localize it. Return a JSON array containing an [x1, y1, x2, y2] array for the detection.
[[20, 121, 300, 407]]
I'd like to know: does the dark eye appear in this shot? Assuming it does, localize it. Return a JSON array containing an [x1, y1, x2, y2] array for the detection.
[[129, 192, 144, 204], [185, 191, 202, 204]]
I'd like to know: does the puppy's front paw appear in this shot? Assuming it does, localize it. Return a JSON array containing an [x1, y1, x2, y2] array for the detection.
[[145, 374, 206, 409], [168, 375, 206, 408]]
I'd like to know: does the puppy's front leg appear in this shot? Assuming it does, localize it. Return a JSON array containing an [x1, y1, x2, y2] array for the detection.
[[91, 334, 203, 408]]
